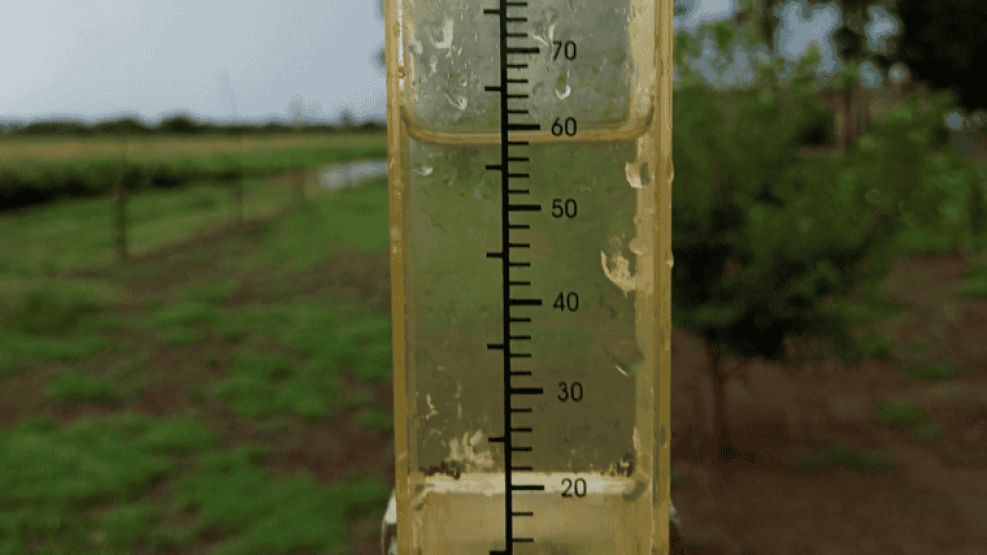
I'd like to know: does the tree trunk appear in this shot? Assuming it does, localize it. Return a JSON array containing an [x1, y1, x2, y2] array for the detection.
[[114, 138, 129, 261], [760, 0, 781, 54], [838, 87, 853, 151], [708, 344, 735, 461], [235, 133, 246, 226]]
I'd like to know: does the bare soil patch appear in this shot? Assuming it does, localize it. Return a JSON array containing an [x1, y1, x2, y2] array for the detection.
[[672, 255, 987, 554]]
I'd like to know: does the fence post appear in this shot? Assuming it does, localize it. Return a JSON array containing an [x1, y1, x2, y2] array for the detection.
[[235, 132, 246, 226], [115, 136, 129, 260]]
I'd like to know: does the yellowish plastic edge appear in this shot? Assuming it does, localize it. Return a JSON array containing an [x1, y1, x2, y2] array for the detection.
[[654, 0, 674, 553], [384, 1, 412, 552]]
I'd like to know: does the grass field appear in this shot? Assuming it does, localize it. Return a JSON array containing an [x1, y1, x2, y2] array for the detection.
[[0, 178, 294, 276], [0, 143, 393, 553]]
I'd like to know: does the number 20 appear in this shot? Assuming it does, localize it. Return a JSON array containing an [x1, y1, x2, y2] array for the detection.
[[562, 477, 587, 498]]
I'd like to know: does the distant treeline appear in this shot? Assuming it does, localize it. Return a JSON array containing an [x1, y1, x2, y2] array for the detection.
[[0, 115, 385, 137]]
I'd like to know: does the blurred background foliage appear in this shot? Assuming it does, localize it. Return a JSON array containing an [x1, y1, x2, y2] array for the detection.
[[671, 5, 986, 459]]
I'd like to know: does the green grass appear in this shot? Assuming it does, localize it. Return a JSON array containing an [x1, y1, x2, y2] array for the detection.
[[211, 302, 391, 420], [894, 227, 965, 257], [957, 265, 987, 300], [147, 299, 223, 347], [137, 416, 215, 454], [95, 502, 164, 553], [797, 445, 892, 474], [0, 167, 394, 552], [848, 331, 896, 361], [357, 408, 394, 434], [182, 280, 238, 304], [0, 180, 293, 276], [876, 401, 930, 429], [142, 281, 242, 347], [8, 281, 121, 333], [247, 183, 389, 273], [175, 448, 389, 555], [0, 332, 112, 376], [827, 287, 902, 363], [0, 414, 387, 554], [124, 192, 393, 417], [47, 372, 123, 405], [905, 363, 957, 381], [829, 289, 901, 326], [0, 279, 120, 375], [0, 414, 213, 554], [214, 349, 339, 420]]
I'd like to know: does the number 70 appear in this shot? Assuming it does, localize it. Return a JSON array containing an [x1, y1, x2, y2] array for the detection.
[[552, 40, 577, 61]]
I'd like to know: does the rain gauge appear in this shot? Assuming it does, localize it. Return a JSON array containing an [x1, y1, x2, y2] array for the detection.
[[385, 0, 672, 552]]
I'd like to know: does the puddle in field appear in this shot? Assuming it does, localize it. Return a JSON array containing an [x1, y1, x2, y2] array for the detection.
[[319, 159, 388, 190]]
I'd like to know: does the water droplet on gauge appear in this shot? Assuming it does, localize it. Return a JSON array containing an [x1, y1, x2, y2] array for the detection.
[[555, 69, 572, 100], [544, 8, 559, 25], [446, 94, 468, 111], [433, 17, 455, 49], [625, 162, 643, 189]]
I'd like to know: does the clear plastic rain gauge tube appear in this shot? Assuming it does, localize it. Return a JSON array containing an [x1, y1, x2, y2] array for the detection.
[[385, 0, 672, 553]]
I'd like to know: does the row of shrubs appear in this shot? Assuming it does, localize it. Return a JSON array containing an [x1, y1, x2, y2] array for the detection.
[[0, 143, 386, 211], [0, 115, 385, 137]]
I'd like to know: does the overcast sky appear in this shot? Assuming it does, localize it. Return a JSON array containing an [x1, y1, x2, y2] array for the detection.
[[0, 0, 845, 124]]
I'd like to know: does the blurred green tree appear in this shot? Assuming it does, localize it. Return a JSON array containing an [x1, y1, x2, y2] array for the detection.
[[673, 22, 964, 459], [92, 117, 151, 135], [895, 0, 987, 110], [158, 115, 203, 134]]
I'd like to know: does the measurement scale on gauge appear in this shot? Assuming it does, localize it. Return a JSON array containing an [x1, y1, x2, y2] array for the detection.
[[385, 0, 673, 552]]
